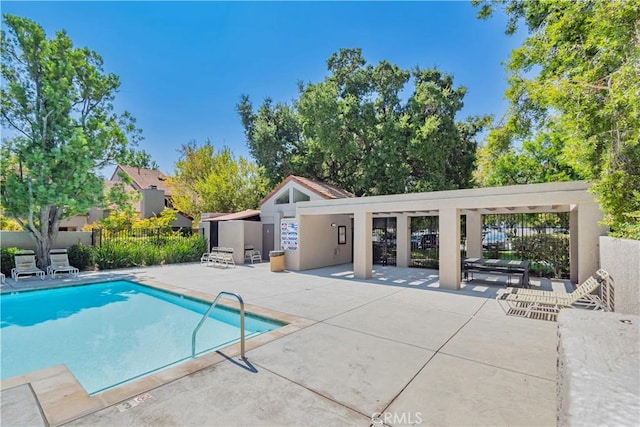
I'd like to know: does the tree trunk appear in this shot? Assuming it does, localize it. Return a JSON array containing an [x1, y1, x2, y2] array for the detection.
[[28, 205, 63, 269]]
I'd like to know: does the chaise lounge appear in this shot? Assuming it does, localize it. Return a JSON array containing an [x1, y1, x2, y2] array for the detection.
[[11, 250, 46, 281], [497, 269, 611, 321], [47, 249, 80, 278]]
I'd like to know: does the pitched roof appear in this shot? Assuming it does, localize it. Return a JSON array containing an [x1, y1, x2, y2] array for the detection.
[[112, 165, 172, 195], [201, 209, 261, 222], [259, 175, 355, 206]]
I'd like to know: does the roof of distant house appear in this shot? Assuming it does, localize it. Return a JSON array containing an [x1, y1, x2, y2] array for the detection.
[[259, 175, 355, 206], [201, 209, 261, 222], [111, 165, 172, 196]]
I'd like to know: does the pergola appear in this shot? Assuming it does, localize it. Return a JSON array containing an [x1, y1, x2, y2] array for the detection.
[[295, 181, 606, 289]]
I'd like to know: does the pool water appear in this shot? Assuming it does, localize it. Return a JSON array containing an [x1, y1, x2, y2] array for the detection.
[[0, 281, 282, 394]]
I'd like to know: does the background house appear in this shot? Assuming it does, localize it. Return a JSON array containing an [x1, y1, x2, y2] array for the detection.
[[58, 165, 192, 230]]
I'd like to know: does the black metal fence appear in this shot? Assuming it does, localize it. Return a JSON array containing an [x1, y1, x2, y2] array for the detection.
[[92, 227, 195, 247], [408, 212, 571, 278]]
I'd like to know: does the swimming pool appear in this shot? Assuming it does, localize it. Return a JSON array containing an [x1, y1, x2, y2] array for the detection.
[[1, 281, 283, 394]]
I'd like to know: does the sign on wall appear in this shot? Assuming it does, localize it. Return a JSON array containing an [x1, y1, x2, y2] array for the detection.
[[281, 220, 298, 251]]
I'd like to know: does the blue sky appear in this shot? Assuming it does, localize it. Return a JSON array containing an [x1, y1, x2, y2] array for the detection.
[[2, 1, 525, 175]]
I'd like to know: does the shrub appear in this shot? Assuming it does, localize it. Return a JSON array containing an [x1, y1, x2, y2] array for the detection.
[[0, 247, 19, 277], [511, 233, 570, 278], [67, 243, 95, 271], [93, 233, 206, 270]]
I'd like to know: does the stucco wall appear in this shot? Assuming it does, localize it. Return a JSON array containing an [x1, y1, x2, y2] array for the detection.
[[218, 221, 246, 265], [243, 222, 263, 262], [557, 310, 639, 427], [600, 236, 640, 315], [297, 214, 352, 271], [0, 231, 92, 250]]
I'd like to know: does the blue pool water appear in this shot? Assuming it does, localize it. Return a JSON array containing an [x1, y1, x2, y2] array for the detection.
[[1, 281, 283, 394]]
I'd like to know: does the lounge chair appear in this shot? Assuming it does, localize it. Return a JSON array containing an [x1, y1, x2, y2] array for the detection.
[[201, 247, 219, 265], [497, 269, 611, 321], [11, 250, 46, 281], [0, 272, 5, 284], [244, 246, 262, 264], [47, 249, 80, 278]]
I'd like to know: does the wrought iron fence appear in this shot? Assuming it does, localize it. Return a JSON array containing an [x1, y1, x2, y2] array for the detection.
[[409, 212, 570, 278], [92, 227, 195, 247]]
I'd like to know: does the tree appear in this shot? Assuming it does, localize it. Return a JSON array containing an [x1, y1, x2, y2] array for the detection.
[[238, 48, 490, 196], [473, 0, 640, 236], [0, 15, 146, 267], [166, 140, 268, 223]]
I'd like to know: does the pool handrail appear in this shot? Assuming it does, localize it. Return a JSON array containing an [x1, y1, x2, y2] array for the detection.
[[191, 291, 245, 359]]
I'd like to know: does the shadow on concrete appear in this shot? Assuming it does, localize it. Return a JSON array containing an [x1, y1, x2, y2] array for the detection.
[[295, 263, 571, 299], [216, 351, 258, 373]]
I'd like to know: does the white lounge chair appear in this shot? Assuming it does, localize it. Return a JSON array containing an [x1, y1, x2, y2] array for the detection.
[[497, 269, 611, 321], [11, 250, 46, 281], [47, 249, 80, 278], [244, 246, 262, 264]]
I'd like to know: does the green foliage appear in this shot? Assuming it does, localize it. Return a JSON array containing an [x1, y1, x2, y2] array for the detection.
[[166, 140, 268, 222], [238, 48, 490, 195], [0, 247, 19, 277], [473, 0, 640, 239], [93, 233, 206, 270], [512, 234, 570, 278], [0, 14, 149, 267], [0, 213, 21, 230], [67, 243, 95, 271]]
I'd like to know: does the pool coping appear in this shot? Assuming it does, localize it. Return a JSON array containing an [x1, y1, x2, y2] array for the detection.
[[0, 277, 316, 426]]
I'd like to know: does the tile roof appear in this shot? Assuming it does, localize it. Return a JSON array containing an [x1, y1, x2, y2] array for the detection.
[[259, 175, 355, 206], [112, 165, 172, 196], [201, 209, 261, 222]]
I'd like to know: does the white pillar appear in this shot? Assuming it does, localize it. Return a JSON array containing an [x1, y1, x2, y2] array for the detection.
[[439, 207, 461, 290], [570, 205, 579, 283], [354, 211, 373, 279], [274, 211, 282, 250], [397, 214, 410, 267], [465, 210, 482, 258], [576, 202, 606, 283]]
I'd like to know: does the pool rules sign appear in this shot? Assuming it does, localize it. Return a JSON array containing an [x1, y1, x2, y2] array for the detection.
[[281, 219, 298, 251]]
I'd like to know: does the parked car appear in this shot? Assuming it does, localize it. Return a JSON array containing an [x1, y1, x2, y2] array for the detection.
[[420, 233, 439, 249], [482, 232, 510, 250]]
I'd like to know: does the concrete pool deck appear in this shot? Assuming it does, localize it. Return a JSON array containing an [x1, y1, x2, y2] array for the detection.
[[1, 263, 568, 426]]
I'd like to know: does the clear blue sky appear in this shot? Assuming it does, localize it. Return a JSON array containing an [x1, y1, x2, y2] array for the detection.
[[2, 1, 524, 176]]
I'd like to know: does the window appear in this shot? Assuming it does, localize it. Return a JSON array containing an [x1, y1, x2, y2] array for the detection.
[[275, 191, 290, 205], [293, 189, 310, 203]]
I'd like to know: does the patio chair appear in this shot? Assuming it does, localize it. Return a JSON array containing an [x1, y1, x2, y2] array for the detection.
[[201, 247, 219, 265], [11, 250, 46, 281], [0, 272, 5, 284], [497, 269, 611, 321], [47, 249, 80, 278], [218, 248, 235, 268], [244, 246, 262, 264]]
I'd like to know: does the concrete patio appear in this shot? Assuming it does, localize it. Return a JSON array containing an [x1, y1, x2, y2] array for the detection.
[[1, 262, 567, 426]]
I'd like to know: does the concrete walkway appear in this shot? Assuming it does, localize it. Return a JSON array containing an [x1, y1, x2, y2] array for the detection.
[[1, 263, 566, 426]]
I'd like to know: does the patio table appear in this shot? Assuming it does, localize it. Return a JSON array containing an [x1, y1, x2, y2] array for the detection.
[[463, 257, 530, 288]]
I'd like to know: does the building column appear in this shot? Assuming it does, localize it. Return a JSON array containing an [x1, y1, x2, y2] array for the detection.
[[439, 207, 461, 290], [569, 205, 579, 283], [576, 202, 606, 284], [396, 214, 410, 267], [354, 211, 373, 279], [465, 210, 482, 258], [274, 211, 282, 250]]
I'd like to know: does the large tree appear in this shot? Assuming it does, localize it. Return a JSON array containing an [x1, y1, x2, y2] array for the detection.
[[0, 15, 146, 267], [165, 140, 268, 223], [473, 0, 640, 236], [238, 48, 490, 196]]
